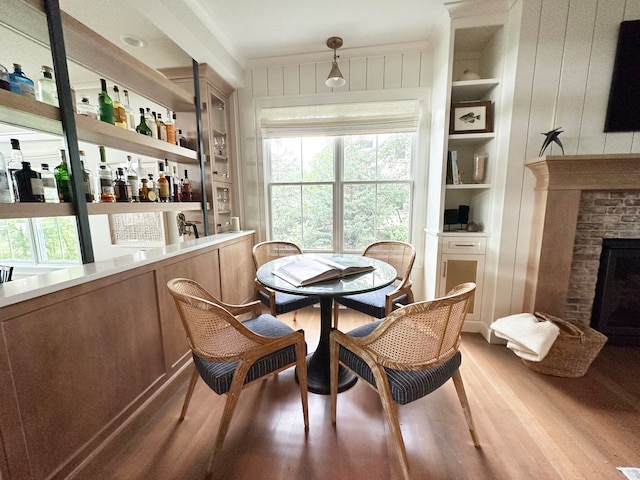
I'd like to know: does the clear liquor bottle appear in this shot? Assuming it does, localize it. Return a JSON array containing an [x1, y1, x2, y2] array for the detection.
[[146, 174, 158, 202], [122, 90, 136, 131], [14, 162, 44, 202], [54, 149, 73, 202], [37, 66, 58, 107], [0, 152, 13, 203], [40, 163, 59, 203], [97, 145, 115, 202], [156, 113, 167, 141], [98, 78, 114, 125], [126, 156, 140, 202], [112, 86, 127, 129], [145, 109, 158, 139], [77, 96, 99, 119]]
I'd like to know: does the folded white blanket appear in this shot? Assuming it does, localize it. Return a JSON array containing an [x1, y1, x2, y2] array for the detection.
[[490, 313, 560, 361]]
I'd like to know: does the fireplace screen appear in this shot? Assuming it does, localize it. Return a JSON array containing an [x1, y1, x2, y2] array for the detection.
[[591, 239, 640, 342]]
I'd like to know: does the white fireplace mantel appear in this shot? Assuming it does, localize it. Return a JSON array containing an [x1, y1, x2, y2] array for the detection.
[[524, 154, 640, 317]]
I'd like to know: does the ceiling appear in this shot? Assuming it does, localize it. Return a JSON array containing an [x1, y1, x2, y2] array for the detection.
[[57, 0, 452, 87]]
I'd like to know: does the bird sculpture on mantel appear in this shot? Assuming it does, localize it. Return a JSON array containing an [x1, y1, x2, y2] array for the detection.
[[539, 127, 565, 157]]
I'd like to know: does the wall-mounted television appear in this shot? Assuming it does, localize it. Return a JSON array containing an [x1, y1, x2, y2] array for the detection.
[[604, 19, 640, 132]]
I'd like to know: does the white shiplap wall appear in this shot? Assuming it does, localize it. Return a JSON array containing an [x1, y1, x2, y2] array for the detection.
[[236, 46, 433, 237], [503, 0, 640, 322]]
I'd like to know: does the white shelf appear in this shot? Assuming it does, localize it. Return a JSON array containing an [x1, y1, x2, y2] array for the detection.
[[451, 79, 499, 102], [448, 132, 495, 145], [0, 201, 203, 220], [0, 89, 199, 164], [445, 183, 490, 190]]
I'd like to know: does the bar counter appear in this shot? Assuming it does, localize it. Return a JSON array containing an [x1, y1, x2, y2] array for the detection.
[[0, 231, 255, 480]]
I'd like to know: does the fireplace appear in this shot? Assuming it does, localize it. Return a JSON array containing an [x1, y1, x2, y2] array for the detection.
[[591, 239, 640, 344], [524, 154, 640, 337]]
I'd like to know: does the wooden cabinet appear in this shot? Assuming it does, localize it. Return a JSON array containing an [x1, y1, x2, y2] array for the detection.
[[438, 235, 486, 322], [162, 65, 236, 235]]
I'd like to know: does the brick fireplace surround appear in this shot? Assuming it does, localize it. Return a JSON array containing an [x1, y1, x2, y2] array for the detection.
[[524, 154, 640, 328]]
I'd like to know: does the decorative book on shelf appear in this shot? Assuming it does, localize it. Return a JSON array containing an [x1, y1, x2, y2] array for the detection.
[[273, 254, 375, 287]]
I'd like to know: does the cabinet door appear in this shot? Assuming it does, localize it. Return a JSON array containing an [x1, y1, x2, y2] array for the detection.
[[439, 253, 485, 321]]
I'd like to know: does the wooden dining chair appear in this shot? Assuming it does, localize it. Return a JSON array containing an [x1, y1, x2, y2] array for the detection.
[[330, 283, 479, 480], [0, 265, 14, 283], [252, 241, 320, 320], [333, 241, 415, 328], [167, 278, 309, 477]]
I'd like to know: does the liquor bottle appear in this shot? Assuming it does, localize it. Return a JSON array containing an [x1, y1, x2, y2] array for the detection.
[[97, 145, 116, 202], [36, 66, 58, 107], [77, 96, 99, 119], [172, 165, 180, 201], [126, 156, 140, 202], [114, 167, 130, 202], [54, 149, 73, 202], [7, 138, 24, 202], [157, 113, 168, 141], [9, 64, 35, 98], [181, 169, 192, 201], [157, 161, 170, 202], [165, 110, 176, 145], [122, 90, 136, 131], [79, 150, 94, 202], [98, 78, 114, 124], [0, 152, 14, 203], [145, 109, 158, 139], [173, 113, 180, 145], [136, 108, 152, 136], [14, 162, 44, 202], [139, 178, 149, 202], [112, 86, 127, 129], [0, 64, 10, 91], [178, 129, 188, 148], [40, 163, 60, 203], [146, 174, 158, 202]]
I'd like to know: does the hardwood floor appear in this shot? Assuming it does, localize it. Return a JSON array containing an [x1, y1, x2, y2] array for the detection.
[[73, 307, 640, 480]]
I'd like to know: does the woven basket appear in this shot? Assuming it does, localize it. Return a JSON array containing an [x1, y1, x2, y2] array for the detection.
[[522, 312, 608, 378]]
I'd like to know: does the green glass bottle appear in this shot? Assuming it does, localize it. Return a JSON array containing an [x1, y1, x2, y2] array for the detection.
[[98, 78, 114, 124], [136, 107, 152, 136], [54, 149, 73, 202]]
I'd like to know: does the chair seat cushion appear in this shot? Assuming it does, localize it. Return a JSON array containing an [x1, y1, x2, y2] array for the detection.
[[339, 320, 461, 405], [335, 285, 409, 318], [258, 290, 320, 315], [193, 314, 300, 395]]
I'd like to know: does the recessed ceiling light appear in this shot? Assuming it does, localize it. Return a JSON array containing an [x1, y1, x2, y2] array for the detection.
[[120, 35, 146, 48]]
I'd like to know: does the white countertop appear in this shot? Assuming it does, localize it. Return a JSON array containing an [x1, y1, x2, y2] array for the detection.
[[0, 231, 254, 309]]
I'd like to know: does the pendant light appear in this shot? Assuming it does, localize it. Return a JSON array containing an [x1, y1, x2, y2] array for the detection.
[[325, 37, 346, 88]]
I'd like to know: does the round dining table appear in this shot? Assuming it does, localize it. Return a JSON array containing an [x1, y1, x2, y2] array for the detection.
[[256, 253, 397, 394]]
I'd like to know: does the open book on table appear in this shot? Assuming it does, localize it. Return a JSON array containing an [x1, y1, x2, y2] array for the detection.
[[273, 254, 375, 287]]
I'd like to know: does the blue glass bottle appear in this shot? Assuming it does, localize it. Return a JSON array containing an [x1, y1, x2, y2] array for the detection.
[[9, 64, 35, 98]]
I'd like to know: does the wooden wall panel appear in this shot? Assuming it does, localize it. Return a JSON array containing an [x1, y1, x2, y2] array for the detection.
[[219, 235, 255, 304], [156, 249, 222, 370], [267, 66, 284, 97], [251, 67, 268, 98], [349, 57, 367, 91], [3, 271, 164, 480], [383, 53, 403, 89], [401, 52, 422, 88], [366, 56, 385, 90], [299, 63, 316, 94], [283, 64, 300, 96]]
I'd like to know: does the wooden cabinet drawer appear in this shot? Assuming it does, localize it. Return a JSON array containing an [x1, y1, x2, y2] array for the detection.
[[441, 236, 486, 254]]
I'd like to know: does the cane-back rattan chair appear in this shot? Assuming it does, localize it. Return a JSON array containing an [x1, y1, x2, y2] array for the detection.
[[0, 265, 13, 283], [167, 278, 309, 475], [333, 241, 415, 328], [253, 241, 320, 320], [330, 282, 479, 480]]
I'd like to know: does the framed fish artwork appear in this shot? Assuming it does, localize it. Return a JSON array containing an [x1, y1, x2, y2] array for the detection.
[[450, 101, 493, 134]]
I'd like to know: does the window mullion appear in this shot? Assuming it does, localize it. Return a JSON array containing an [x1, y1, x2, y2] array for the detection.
[[334, 137, 343, 253]]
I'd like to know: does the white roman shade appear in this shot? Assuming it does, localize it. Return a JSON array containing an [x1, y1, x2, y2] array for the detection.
[[260, 99, 421, 138]]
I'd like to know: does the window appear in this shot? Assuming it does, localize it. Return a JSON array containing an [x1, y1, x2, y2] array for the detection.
[[268, 132, 414, 252], [0, 217, 81, 265]]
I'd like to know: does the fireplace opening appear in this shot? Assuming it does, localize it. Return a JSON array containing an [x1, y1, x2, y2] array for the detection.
[[591, 238, 640, 345]]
